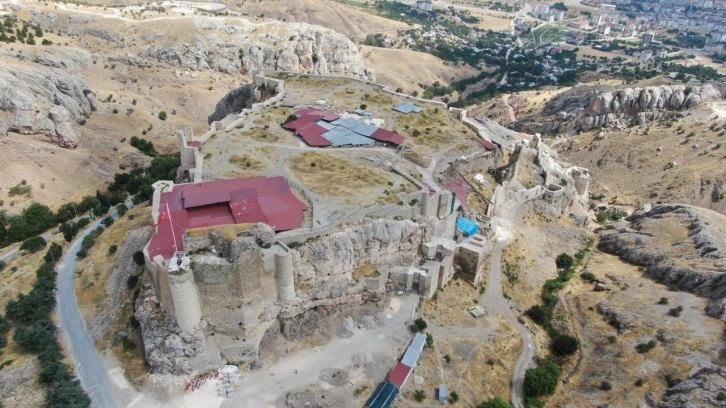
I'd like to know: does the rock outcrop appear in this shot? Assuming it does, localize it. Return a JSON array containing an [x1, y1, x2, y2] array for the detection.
[[516, 84, 724, 134], [207, 84, 256, 123], [657, 367, 726, 407], [598, 204, 726, 320], [140, 20, 374, 80], [0, 47, 95, 147]]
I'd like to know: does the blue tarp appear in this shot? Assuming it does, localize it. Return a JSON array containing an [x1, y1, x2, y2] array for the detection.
[[456, 217, 479, 236]]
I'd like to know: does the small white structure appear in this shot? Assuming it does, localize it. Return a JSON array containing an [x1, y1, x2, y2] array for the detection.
[[416, 0, 433, 11], [468, 305, 487, 318], [473, 173, 486, 184]]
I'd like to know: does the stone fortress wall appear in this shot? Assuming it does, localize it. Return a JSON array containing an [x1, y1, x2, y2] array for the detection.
[[138, 71, 589, 375]]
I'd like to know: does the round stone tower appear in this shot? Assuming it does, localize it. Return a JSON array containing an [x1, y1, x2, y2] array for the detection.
[[274, 247, 296, 302], [168, 268, 203, 332]]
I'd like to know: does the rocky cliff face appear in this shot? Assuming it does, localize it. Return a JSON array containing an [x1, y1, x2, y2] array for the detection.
[[140, 19, 374, 80], [517, 84, 724, 134], [294, 219, 430, 293], [207, 84, 256, 124], [657, 367, 726, 408], [0, 48, 96, 147], [598, 204, 726, 321]]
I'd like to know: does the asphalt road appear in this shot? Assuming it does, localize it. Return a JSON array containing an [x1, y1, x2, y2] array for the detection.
[[0, 232, 53, 264], [56, 204, 133, 408]]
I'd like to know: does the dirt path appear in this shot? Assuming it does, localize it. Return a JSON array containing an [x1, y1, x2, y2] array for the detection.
[[481, 190, 536, 408], [502, 94, 517, 122]]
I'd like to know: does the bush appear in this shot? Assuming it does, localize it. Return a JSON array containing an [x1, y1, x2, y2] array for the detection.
[[658, 297, 669, 305], [132, 250, 145, 266], [524, 361, 561, 398], [477, 396, 513, 408], [414, 317, 427, 332], [526, 305, 550, 326], [121, 338, 137, 352], [444, 354, 451, 363], [600, 381, 612, 391], [129, 136, 158, 157], [667, 305, 683, 317], [716, 391, 726, 401], [449, 390, 459, 403], [551, 334, 580, 356], [413, 390, 426, 402], [635, 340, 656, 353], [20, 236, 47, 253], [158, 110, 167, 120], [635, 378, 644, 387], [555, 253, 575, 270], [108, 244, 118, 255], [102, 216, 115, 228]]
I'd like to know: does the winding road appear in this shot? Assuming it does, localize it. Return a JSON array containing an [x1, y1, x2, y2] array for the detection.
[[56, 209, 132, 408], [481, 198, 536, 408]]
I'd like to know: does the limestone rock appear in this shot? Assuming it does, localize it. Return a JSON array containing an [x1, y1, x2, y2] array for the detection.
[[515, 84, 724, 134], [657, 367, 726, 407], [598, 204, 726, 321], [336, 317, 355, 338], [0, 47, 95, 148], [139, 21, 374, 80]]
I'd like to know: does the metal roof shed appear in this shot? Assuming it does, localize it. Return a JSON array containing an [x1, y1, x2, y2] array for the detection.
[[439, 384, 447, 403], [322, 128, 375, 147], [387, 362, 412, 388], [365, 382, 399, 408], [393, 102, 424, 114], [401, 333, 427, 368]]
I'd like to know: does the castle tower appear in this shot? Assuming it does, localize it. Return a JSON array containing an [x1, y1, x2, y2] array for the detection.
[[167, 265, 203, 332], [274, 245, 296, 302]]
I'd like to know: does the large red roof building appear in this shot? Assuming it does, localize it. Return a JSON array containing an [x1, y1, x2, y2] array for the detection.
[[147, 176, 307, 259]]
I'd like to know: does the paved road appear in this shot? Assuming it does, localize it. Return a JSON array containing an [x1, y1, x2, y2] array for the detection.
[[57, 205, 133, 408], [0, 232, 54, 264]]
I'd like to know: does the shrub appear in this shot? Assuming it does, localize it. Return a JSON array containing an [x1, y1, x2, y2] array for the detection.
[[668, 305, 683, 317], [580, 271, 596, 282], [449, 390, 459, 403], [8, 181, 32, 197], [664, 373, 681, 387], [102, 216, 115, 228], [414, 317, 427, 332], [635, 378, 644, 387], [526, 305, 550, 326], [600, 381, 612, 391], [132, 250, 145, 266], [20, 236, 47, 253], [413, 389, 426, 402], [524, 361, 561, 398], [716, 391, 726, 401], [555, 253, 575, 270], [108, 244, 118, 255], [635, 340, 656, 353], [658, 297, 669, 305], [477, 396, 513, 408], [607, 335, 617, 344], [158, 110, 167, 120], [121, 338, 137, 352], [359, 104, 367, 110], [444, 354, 451, 363], [425, 333, 433, 349], [551, 334, 580, 356]]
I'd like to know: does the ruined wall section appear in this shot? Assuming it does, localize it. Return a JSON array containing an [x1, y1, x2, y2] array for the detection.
[[293, 219, 432, 299]]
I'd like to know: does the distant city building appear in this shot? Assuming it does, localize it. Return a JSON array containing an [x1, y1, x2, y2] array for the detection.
[[600, 3, 616, 12], [591, 14, 604, 26], [600, 25, 612, 35], [415, 0, 433, 11], [642, 32, 655, 44]]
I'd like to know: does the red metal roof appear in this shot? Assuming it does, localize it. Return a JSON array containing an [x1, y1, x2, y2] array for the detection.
[[282, 115, 320, 130], [371, 129, 405, 146], [186, 141, 202, 149], [444, 177, 472, 210], [480, 139, 497, 150], [296, 123, 332, 147], [147, 176, 307, 260], [294, 107, 339, 122], [387, 363, 412, 388]]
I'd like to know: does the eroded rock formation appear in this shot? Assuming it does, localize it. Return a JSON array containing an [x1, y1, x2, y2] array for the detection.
[[516, 84, 724, 134], [140, 20, 374, 80], [598, 204, 726, 321], [0, 48, 96, 147]]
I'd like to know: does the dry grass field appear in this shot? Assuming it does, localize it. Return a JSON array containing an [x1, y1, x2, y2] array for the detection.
[[361, 46, 478, 93], [550, 251, 724, 407], [288, 152, 393, 198]]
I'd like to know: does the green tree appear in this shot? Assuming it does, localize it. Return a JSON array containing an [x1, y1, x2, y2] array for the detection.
[[551, 334, 580, 356], [34, 25, 43, 37], [20, 236, 47, 253], [158, 110, 167, 120], [477, 396, 514, 408], [555, 253, 574, 270], [524, 361, 561, 398], [414, 317, 427, 332]]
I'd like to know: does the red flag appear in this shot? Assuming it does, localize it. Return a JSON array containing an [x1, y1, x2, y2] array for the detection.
[[153, 210, 168, 227]]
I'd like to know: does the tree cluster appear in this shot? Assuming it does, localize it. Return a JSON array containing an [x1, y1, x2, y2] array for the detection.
[[5, 243, 91, 407]]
